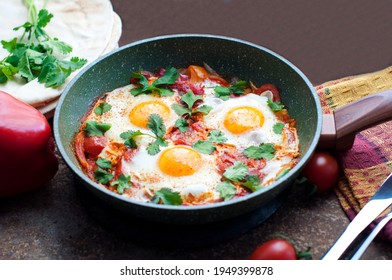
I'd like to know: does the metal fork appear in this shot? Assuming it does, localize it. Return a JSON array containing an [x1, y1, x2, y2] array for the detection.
[[322, 173, 392, 260]]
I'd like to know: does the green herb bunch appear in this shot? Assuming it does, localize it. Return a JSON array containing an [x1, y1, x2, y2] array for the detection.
[[0, 0, 87, 87]]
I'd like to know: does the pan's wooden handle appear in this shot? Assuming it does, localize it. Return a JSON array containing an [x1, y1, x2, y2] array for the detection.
[[319, 89, 392, 150]]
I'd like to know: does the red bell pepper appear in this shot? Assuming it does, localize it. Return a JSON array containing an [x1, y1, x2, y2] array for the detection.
[[0, 90, 58, 197]]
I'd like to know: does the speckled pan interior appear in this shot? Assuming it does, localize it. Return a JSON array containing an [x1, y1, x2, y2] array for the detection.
[[54, 34, 322, 225]]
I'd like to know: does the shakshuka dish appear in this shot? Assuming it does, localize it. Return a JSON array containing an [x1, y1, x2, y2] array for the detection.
[[73, 65, 300, 206]]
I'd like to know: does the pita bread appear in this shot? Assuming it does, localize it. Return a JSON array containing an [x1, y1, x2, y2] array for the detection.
[[0, 0, 121, 112]]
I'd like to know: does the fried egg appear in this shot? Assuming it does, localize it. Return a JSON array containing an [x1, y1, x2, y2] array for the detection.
[[87, 84, 179, 143], [121, 144, 222, 204], [203, 94, 284, 150]]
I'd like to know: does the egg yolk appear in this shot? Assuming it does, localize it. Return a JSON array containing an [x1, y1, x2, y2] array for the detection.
[[158, 146, 202, 177], [224, 106, 264, 134], [129, 101, 170, 128]]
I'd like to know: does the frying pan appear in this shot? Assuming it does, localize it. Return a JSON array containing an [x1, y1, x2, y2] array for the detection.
[[53, 34, 392, 225]]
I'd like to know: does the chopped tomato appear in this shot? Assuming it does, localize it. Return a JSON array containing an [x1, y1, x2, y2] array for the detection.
[[208, 75, 229, 87], [255, 83, 281, 102], [83, 136, 108, 157]]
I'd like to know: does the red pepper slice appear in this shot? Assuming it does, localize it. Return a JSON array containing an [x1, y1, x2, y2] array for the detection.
[[0, 90, 58, 197]]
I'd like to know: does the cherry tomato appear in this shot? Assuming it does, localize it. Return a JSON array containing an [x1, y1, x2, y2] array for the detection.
[[301, 151, 339, 193], [249, 239, 297, 260]]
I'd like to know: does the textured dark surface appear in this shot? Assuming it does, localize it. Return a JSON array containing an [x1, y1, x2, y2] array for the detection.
[[1, 0, 392, 260]]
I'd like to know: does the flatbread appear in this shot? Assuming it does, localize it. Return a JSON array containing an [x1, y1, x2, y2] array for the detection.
[[0, 0, 118, 108]]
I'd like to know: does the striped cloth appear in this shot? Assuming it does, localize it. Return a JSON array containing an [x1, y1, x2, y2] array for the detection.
[[315, 66, 392, 242]]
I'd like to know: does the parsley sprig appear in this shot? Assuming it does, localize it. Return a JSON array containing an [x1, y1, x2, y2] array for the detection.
[[243, 143, 276, 160], [267, 98, 285, 111], [130, 67, 179, 97], [192, 130, 227, 154], [214, 80, 247, 100], [172, 90, 213, 132], [111, 174, 131, 194], [152, 188, 183, 205], [120, 114, 168, 155], [0, 1, 87, 87], [217, 161, 263, 200], [83, 121, 111, 137]]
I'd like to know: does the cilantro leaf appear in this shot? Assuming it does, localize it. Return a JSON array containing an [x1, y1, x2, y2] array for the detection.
[[111, 174, 131, 194], [94, 102, 112, 115], [194, 104, 213, 115], [37, 9, 53, 29], [96, 158, 112, 169], [151, 67, 179, 86], [171, 103, 190, 116], [208, 130, 228, 143], [94, 167, 113, 184], [223, 161, 249, 182], [214, 81, 247, 100], [146, 114, 168, 155], [243, 143, 276, 160], [241, 175, 263, 192], [1, 38, 18, 53], [267, 98, 285, 111], [192, 140, 216, 154], [181, 90, 203, 110], [229, 80, 247, 95], [147, 114, 166, 138], [152, 188, 183, 205], [147, 137, 168, 156], [192, 130, 227, 154], [120, 130, 145, 148], [0, 60, 18, 82], [83, 121, 111, 137], [175, 118, 189, 132], [273, 123, 285, 134], [217, 181, 237, 201], [129, 67, 178, 96], [214, 86, 230, 100]]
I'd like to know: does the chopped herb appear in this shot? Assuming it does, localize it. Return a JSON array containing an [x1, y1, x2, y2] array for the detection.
[[130, 67, 179, 96], [119, 114, 168, 154], [208, 130, 228, 143], [94, 102, 112, 115], [217, 181, 237, 201], [152, 188, 183, 205], [0, 4, 87, 87], [172, 90, 212, 117], [94, 167, 113, 184], [83, 121, 111, 137], [146, 114, 168, 155], [120, 130, 145, 148], [223, 161, 249, 182], [192, 130, 227, 154], [217, 162, 264, 200], [96, 158, 112, 169], [241, 175, 263, 192], [192, 140, 216, 154], [214, 80, 247, 100], [111, 174, 131, 194], [243, 143, 276, 160], [267, 98, 285, 111], [273, 122, 285, 134], [174, 118, 189, 132]]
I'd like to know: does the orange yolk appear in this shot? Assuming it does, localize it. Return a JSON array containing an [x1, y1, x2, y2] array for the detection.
[[129, 101, 170, 128], [224, 106, 264, 134], [158, 146, 202, 177]]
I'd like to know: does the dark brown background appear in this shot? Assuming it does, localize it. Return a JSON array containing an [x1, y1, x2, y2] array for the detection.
[[1, 0, 391, 260]]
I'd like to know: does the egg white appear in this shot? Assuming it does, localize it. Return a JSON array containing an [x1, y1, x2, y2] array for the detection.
[[120, 144, 222, 203], [87, 84, 179, 143], [203, 94, 284, 150]]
